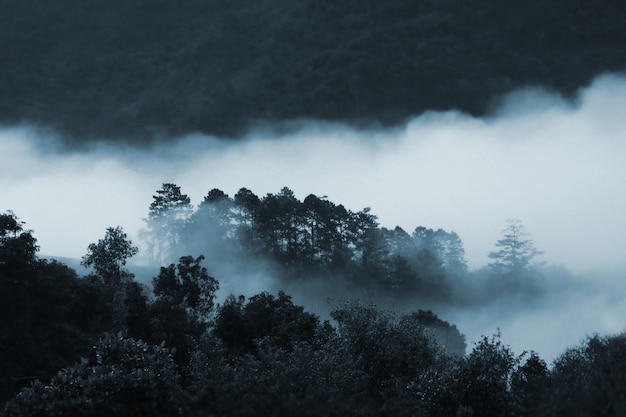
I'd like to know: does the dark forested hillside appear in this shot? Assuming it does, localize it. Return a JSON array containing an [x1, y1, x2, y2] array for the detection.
[[2, 0, 625, 142], [3, 208, 626, 416]]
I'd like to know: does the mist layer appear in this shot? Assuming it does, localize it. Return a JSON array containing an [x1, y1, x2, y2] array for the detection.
[[2, 74, 626, 273]]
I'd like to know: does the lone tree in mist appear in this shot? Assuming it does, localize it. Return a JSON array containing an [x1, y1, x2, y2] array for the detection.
[[82, 226, 138, 286], [141, 183, 192, 264], [489, 219, 543, 282]]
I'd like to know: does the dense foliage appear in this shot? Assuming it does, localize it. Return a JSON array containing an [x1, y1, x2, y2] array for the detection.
[[2, 0, 625, 141], [142, 183, 543, 304], [2, 201, 625, 416]]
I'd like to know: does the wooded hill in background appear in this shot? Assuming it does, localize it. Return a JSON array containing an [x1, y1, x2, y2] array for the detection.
[[2, 0, 625, 142]]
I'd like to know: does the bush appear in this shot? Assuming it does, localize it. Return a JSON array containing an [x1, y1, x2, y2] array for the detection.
[[3, 333, 191, 417], [544, 334, 626, 417]]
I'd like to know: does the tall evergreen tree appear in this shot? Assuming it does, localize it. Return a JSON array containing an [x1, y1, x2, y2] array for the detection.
[[488, 219, 543, 285], [141, 183, 192, 264], [233, 187, 261, 250]]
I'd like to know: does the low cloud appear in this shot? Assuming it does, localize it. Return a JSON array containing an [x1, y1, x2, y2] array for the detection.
[[2, 73, 626, 359], [4, 73, 626, 271]]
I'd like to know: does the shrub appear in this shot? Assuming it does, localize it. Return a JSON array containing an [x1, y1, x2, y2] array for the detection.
[[3, 333, 191, 417]]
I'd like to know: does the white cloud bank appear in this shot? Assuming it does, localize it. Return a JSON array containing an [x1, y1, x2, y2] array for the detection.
[[2, 73, 626, 360], [3, 73, 626, 272]]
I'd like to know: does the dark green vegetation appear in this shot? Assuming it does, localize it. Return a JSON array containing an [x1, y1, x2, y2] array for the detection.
[[2, 0, 626, 142], [3, 186, 626, 416]]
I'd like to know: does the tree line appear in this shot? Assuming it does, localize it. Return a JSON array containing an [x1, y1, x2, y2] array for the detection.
[[142, 183, 544, 303], [1, 209, 625, 416]]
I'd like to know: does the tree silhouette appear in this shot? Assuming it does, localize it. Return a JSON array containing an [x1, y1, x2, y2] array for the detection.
[[81, 226, 138, 287], [0, 211, 38, 272], [141, 183, 192, 264], [153, 255, 219, 323], [488, 219, 543, 286]]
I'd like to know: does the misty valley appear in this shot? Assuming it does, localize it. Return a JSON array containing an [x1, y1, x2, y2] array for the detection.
[[2, 183, 625, 417], [3, 0, 626, 415]]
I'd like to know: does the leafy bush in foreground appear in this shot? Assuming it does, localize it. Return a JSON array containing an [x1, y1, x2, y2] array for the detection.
[[3, 334, 190, 417]]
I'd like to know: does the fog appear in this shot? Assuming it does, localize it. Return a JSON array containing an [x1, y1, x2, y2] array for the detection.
[[2, 73, 626, 360]]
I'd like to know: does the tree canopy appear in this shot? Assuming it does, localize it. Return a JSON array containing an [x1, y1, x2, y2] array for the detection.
[[0, 211, 38, 272], [142, 183, 193, 264], [81, 226, 138, 286], [140, 184, 476, 302], [2, 208, 625, 416]]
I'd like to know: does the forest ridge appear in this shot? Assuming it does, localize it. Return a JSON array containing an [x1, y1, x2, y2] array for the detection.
[[140, 183, 545, 304], [2, 0, 626, 141]]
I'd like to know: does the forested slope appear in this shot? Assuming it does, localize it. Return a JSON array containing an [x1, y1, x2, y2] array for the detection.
[[2, 207, 626, 417], [2, 0, 625, 142]]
